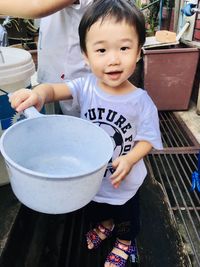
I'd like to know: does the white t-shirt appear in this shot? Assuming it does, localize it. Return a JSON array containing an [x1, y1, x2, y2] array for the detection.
[[66, 74, 163, 205], [37, 0, 92, 83], [37, 0, 92, 115]]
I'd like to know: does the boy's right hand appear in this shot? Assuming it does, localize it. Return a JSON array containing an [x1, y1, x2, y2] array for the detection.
[[9, 88, 44, 113]]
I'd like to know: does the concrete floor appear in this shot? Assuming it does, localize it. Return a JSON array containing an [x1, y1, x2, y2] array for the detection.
[[175, 101, 200, 144]]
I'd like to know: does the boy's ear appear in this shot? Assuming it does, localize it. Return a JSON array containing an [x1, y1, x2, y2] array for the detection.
[[83, 52, 90, 66], [136, 47, 142, 63], [136, 56, 141, 63]]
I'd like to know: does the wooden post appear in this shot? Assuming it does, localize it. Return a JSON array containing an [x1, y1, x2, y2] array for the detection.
[[173, 0, 181, 32], [197, 83, 200, 115]]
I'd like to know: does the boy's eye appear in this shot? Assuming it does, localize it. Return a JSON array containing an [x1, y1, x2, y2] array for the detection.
[[121, 47, 129, 51], [97, 48, 106, 53]]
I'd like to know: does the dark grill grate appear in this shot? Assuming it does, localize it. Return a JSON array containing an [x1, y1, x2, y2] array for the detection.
[[1, 111, 200, 267], [157, 112, 200, 153], [146, 153, 200, 267], [0, 205, 137, 267]]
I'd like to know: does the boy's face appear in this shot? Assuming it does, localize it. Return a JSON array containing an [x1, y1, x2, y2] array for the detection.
[[83, 17, 141, 91]]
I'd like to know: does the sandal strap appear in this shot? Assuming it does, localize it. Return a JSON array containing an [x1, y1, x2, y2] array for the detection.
[[114, 239, 135, 255], [97, 223, 113, 238], [105, 252, 126, 267], [86, 224, 114, 249], [86, 229, 102, 249]]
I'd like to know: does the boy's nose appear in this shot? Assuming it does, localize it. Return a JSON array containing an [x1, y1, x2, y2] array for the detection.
[[108, 52, 120, 65]]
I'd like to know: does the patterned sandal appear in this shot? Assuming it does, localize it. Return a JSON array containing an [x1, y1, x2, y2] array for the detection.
[[105, 239, 136, 267], [86, 223, 114, 249]]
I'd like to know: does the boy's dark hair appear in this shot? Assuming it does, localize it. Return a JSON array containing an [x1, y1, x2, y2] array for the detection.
[[79, 0, 146, 54]]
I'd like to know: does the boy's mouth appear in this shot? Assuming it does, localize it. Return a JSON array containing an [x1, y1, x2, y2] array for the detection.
[[105, 71, 123, 80]]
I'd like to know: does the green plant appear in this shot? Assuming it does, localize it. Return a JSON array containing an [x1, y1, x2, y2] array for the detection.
[[134, 0, 142, 8], [138, 0, 160, 36]]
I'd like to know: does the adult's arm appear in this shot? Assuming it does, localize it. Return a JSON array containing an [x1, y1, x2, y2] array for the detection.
[[0, 0, 77, 19]]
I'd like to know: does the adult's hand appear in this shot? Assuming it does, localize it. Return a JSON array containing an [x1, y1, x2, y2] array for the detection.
[[0, 0, 77, 19]]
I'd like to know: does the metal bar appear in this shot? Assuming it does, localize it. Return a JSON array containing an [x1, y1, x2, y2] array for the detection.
[[172, 207, 200, 211], [162, 154, 200, 242], [140, 0, 160, 11], [166, 112, 191, 147], [0, 88, 8, 94], [159, 115, 175, 147], [167, 112, 191, 146], [174, 0, 181, 32], [171, 154, 200, 223], [151, 146, 200, 155], [147, 155, 192, 263], [159, 111, 195, 148], [159, 112, 182, 147], [168, 112, 191, 146], [146, 156, 174, 213], [173, 112, 200, 147], [176, 22, 190, 41], [178, 154, 200, 204], [149, 154, 200, 266], [149, 110, 200, 266], [158, 0, 163, 30], [191, 8, 200, 14]]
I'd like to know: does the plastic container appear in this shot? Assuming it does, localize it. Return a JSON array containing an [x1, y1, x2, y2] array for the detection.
[[0, 47, 35, 185], [143, 47, 199, 110], [0, 107, 113, 214]]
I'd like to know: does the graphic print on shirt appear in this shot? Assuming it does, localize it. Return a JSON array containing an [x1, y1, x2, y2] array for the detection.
[[84, 108, 137, 177]]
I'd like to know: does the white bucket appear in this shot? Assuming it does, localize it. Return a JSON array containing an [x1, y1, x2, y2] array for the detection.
[[0, 47, 35, 91], [0, 47, 35, 186]]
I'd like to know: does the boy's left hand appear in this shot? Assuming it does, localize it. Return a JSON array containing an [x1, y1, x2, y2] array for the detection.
[[110, 155, 133, 189]]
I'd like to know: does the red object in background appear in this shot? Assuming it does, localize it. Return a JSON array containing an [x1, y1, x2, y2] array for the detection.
[[143, 47, 199, 111], [194, 29, 200, 41], [194, 19, 200, 41]]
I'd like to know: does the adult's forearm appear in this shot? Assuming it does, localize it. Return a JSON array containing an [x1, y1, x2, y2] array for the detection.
[[0, 0, 76, 18]]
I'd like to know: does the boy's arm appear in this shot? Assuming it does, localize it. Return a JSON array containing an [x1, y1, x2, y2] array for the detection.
[[122, 140, 152, 167], [10, 83, 72, 112], [34, 83, 73, 103], [111, 141, 152, 188], [0, 0, 77, 19]]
